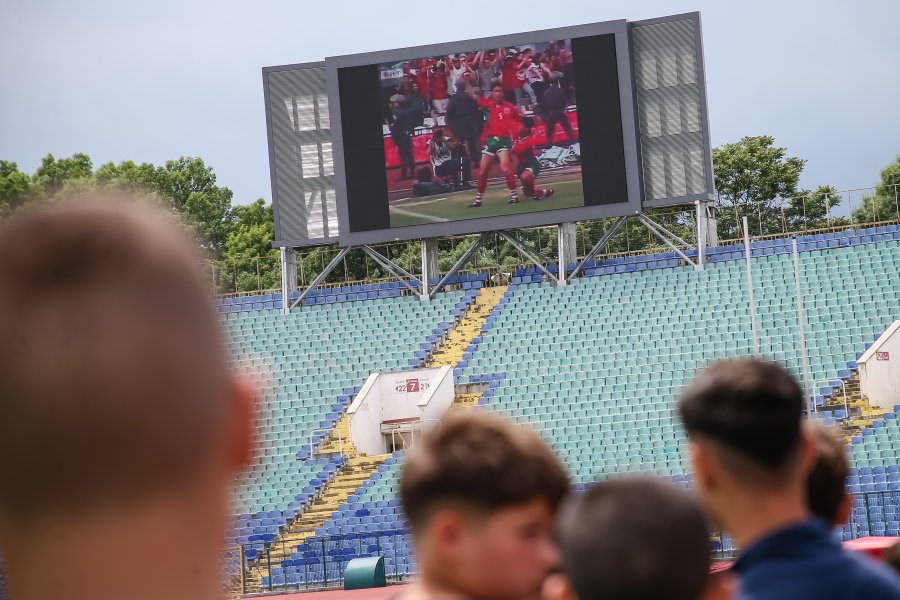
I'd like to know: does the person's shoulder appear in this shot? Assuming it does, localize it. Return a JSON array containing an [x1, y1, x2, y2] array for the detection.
[[846, 551, 900, 597]]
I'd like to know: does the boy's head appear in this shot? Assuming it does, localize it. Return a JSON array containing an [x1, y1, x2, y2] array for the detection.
[[0, 197, 252, 599], [552, 478, 710, 600], [804, 420, 852, 526], [678, 359, 813, 520], [401, 412, 569, 600]]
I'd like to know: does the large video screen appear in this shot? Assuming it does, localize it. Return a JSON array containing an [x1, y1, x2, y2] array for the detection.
[[379, 40, 583, 227], [327, 22, 644, 245]]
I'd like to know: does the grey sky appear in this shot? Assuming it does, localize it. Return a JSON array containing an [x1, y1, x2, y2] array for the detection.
[[1, 0, 898, 205]]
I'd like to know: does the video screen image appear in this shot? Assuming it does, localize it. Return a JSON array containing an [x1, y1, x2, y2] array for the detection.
[[379, 40, 584, 227]]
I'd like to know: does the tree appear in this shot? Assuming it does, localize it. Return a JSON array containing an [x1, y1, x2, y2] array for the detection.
[[0, 161, 34, 217], [784, 185, 847, 231], [31, 153, 94, 197], [713, 136, 805, 239], [853, 156, 900, 225], [222, 199, 278, 292]]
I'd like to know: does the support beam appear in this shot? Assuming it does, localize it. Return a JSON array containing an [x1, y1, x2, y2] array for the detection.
[[497, 230, 558, 284], [288, 246, 352, 310], [421, 238, 439, 300], [567, 216, 626, 282], [742, 217, 760, 355], [280, 247, 298, 315], [557, 223, 577, 285], [696, 200, 717, 267], [361, 245, 421, 297], [637, 215, 699, 270], [428, 234, 487, 299]]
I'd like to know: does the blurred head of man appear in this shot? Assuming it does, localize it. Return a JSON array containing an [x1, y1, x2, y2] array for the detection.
[[401, 412, 569, 600], [678, 359, 814, 548], [0, 197, 253, 600], [805, 420, 853, 527], [548, 478, 711, 600]]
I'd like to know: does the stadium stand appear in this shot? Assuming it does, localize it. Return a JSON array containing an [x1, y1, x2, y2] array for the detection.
[[224, 224, 900, 592]]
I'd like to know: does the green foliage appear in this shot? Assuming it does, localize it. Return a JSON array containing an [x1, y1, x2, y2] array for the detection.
[[853, 157, 900, 224], [0, 161, 34, 217], [713, 136, 805, 238], [783, 185, 847, 231]]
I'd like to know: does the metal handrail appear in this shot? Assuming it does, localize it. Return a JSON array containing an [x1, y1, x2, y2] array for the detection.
[[812, 378, 849, 416], [309, 427, 343, 462]]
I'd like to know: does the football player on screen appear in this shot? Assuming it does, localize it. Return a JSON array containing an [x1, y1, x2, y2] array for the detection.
[[513, 117, 554, 201], [470, 83, 523, 207]]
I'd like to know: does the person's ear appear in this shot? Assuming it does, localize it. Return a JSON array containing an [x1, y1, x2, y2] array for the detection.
[[835, 492, 854, 527], [796, 429, 818, 476], [428, 509, 466, 563], [542, 572, 578, 600], [690, 440, 715, 491], [229, 375, 256, 472]]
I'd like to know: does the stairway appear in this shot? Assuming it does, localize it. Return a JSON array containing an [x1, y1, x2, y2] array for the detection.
[[245, 436, 387, 590], [425, 285, 507, 369], [819, 372, 887, 443]]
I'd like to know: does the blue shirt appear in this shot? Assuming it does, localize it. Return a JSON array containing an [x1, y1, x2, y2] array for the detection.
[[733, 518, 900, 600]]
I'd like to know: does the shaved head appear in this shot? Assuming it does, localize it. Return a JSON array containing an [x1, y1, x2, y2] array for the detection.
[[0, 197, 233, 519]]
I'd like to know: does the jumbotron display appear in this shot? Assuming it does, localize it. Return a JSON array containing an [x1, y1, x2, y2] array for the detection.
[[377, 39, 584, 227], [264, 13, 714, 248], [327, 20, 644, 245]]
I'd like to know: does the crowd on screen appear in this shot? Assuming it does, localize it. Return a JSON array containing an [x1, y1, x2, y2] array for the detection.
[[381, 42, 576, 126]]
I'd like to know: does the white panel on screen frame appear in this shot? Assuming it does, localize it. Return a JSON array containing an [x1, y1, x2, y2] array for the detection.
[[296, 96, 317, 132], [301, 144, 320, 178]]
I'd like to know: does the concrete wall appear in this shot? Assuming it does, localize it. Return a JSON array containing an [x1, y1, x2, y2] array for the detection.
[[860, 321, 900, 410]]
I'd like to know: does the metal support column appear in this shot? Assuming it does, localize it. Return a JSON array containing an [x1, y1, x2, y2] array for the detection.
[[557, 223, 577, 286], [742, 217, 760, 355], [567, 216, 627, 282], [696, 200, 717, 267], [428, 234, 488, 299], [637, 215, 699, 270], [497, 230, 558, 284], [361, 245, 421, 297], [288, 246, 352, 310], [421, 238, 439, 300], [280, 247, 298, 315]]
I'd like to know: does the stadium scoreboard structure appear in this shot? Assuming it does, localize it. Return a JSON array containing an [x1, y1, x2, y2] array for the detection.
[[264, 12, 712, 249]]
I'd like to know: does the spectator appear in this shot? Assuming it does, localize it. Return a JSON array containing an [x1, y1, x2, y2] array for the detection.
[[427, 128, 471, 190], [500, 51, 527, 105], [445, 80, 483, 164], [475, 50, 500, 97], [805, 420, 853, 526], [0, 198, 254, 600], [430, 62, 450, 113], [679, 359, 900, 599], [537, 72, 575, 145], [390, 94, 417, 180], [552, 478, 712, 600], [400, 412, 568, 600], [406, 83, 428, 127]]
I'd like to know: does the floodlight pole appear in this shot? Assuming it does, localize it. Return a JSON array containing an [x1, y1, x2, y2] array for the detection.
[[421, 238, 440, 300]]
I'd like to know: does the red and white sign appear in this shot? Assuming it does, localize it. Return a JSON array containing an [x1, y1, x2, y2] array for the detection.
[[876, 351, 890, 361], [395, 378, 430, 393]]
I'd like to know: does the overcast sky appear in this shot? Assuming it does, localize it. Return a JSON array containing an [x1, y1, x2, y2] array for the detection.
[[1, 0, 898, 205]]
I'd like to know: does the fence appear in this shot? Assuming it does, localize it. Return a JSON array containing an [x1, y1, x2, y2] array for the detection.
[[234, 490, 900, 595], [210, 184, 900, 298], [221, 545, 245, 599], [240, 529, 413, 594]]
